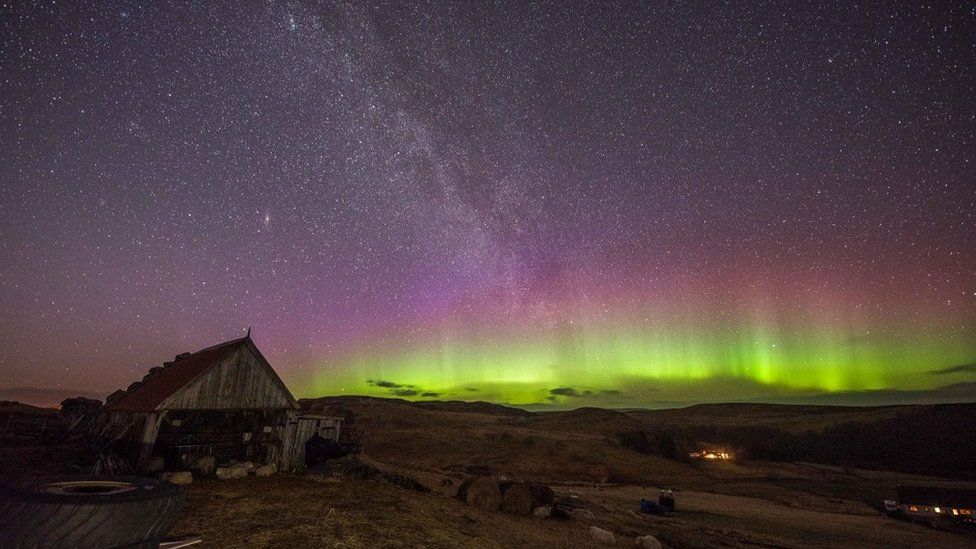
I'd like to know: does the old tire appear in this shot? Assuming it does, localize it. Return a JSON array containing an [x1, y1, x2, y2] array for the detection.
[[0, 475, 184, 548]]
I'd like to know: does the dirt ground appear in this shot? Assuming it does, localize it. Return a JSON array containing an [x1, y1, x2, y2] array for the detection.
[[166, 471, 971, 549], [169, 475, 600, 548]]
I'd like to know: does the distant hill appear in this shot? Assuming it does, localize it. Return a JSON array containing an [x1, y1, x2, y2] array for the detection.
[[534, 406, 647, 435], [299, 396, 976, 480], [0, 401, 58, 415], [631, 402, 976, 479], [626, 402, 976, 432], [299, 395, 697, 485]]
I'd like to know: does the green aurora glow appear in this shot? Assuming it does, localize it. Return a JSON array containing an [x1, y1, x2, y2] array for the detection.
[[305, 309, 976, 406]]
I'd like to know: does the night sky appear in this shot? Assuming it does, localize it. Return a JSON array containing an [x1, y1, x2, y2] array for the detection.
[[2, 2, 975, 408]]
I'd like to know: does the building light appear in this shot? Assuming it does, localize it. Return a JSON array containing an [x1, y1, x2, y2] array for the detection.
[[952, 509, 959, 516], [934, 507, 941, 513]]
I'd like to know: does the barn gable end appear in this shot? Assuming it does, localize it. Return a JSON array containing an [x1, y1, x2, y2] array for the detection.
[[160, 339, 298, 410]]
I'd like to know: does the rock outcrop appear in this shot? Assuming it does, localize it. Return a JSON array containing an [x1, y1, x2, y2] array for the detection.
[[589, 526, 616, 544]]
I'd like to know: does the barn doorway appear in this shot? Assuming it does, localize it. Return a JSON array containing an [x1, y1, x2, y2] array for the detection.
[[153, 409, 286, 468]]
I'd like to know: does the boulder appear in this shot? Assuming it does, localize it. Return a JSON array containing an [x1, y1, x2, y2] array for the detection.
[[457, 477, 502, 511], [216, 465, 248, 480], [635, 535, 662, 549], [191, 455, 216, 475], [146, 456, 166, 473], [240, 461, 258, 472], [162, 471, 193, 485], [500, 481, 554, 515], [532, 505, 552, 518], [255, 463, 277, 477], [501, 483, 534, 515], [590, 526, 616, 544]]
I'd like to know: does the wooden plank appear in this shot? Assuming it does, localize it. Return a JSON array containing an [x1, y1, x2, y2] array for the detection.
[[135, 411, 166, 472]]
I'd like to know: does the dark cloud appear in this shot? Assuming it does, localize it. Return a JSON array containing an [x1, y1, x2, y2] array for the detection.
[[368, 379, 402, 388], [548, 387, 621, 399], [366, 379, 434, 398], [930, 363, 976, 376]]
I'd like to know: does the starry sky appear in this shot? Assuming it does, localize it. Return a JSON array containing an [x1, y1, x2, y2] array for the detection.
[[1, 1, 975, 408]]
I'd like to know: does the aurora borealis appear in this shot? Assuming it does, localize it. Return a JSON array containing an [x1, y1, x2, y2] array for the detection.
[[1, 2, 975, 408]]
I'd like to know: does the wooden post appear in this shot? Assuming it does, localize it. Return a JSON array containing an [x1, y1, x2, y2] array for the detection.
[[135, 411, 166, 472], [280, 410, 298, 472]]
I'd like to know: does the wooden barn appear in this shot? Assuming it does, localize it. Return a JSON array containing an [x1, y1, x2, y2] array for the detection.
[[102, 335, 341, 472]]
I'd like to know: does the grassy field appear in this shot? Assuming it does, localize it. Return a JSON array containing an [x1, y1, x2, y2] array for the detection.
[[3, 397, 975, 547], [163, 466, 969, 548]]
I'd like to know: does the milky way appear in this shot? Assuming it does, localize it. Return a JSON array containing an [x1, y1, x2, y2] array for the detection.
[[1, 2, 974, 407]]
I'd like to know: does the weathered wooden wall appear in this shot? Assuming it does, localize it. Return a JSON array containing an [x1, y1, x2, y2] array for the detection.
[[162, 345, 295, 410], [279, 414, 343, 471]]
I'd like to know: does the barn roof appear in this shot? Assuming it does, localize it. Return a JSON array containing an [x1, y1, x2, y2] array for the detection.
[[103, 336, 295, 412]]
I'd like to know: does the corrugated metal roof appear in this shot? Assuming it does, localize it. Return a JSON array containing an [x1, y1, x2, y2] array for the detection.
[[103, 337, 247, 412]]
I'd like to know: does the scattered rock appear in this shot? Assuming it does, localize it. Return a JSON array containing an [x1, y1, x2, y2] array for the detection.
[[384, 473, 430, 493], [309, 456, 427, 492], [590, 526, 616, 544], [216, 465, 248, 479], [457, 477, 502, 511], [571, 508, 595, 520], [146, 456, 166, 473], [162, 471, 193, 485], [255, 463, 277, 477], [532, 505, 552, 518], [635, 535, 662, 549], [192, 455, 216, 475]]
